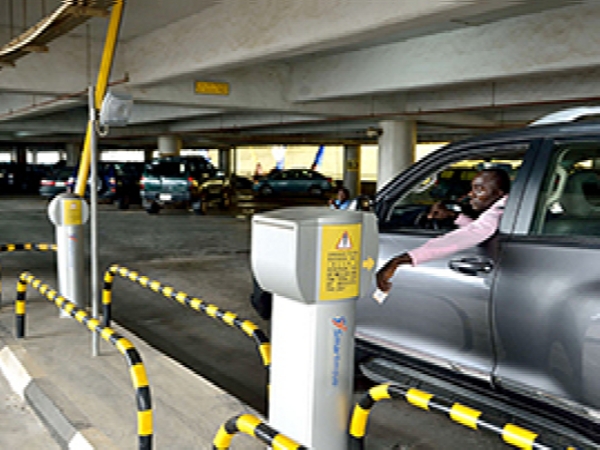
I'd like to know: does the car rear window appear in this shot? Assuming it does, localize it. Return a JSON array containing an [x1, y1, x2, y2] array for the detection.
[[147, 162, 186, 177]]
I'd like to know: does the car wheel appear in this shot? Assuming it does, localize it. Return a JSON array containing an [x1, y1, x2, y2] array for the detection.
[[117, 195, 130, 210], [259, 185, 273, 197], [308, 185, 323, 197], [146, 201, 160, 214]]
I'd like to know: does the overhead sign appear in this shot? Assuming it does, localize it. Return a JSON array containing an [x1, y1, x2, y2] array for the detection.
[[194, 81, 230, 96], [319, 224, 361, 301]]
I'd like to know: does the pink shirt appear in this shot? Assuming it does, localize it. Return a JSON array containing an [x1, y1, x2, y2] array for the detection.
[[408, 196, 507, 266]]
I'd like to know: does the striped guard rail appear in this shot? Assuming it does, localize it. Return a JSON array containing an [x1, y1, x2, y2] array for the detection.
[[16, 272, 153, 450], [349, 383, 579, 450], [102, 264, 271, 377], [212, 413, 307, 450], [0, 243, 57, 304]]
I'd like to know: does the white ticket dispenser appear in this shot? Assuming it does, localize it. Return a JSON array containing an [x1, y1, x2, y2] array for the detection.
[[252, 207, 378, 450], [48, 193, 89, 314]]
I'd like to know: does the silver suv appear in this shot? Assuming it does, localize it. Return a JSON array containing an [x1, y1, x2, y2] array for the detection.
[[357, 108, 600, 446]]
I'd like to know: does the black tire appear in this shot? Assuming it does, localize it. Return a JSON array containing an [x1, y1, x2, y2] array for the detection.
[[117, 196, 130, 210], [146, 201, 160, 214]]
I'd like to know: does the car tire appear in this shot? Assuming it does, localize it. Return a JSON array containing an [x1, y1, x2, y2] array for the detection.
[[146, 201, 160, 214], [117, 196, 130, 210]]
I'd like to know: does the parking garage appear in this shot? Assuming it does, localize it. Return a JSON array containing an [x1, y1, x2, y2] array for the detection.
[[1, 1, 600, 449]]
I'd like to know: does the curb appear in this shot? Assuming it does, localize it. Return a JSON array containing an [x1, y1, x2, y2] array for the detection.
[[0, 345, 114, 450], [0, 345, 94, 449]]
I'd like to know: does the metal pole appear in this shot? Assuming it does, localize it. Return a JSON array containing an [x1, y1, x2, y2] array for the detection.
[[89, 86, 100, 357]]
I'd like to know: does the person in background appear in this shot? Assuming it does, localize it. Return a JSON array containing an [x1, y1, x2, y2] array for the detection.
[[253, 162, 264, 182], [329, 186, 351, 210], [376, 168, 510, 292]]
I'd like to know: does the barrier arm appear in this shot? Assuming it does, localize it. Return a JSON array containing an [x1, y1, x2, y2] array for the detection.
[[15, 271, 153, 450], [212, 413, 307, 450], [349, 383, 563, 450], [74, 0, 125, 196]]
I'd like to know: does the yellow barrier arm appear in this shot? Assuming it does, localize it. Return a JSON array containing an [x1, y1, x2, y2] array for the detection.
[[74, 0, 125, 196]]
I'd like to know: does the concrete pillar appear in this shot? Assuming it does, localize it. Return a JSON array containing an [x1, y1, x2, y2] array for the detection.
[[144, 149, 154, 162], [29, 149, 38, 164], [343, 144, 361, 197], [158, 135, 181, 157], [218, 148, 232, 176], [65, 143, 80, 167], [232, 147, 237, 174], [377, 120, 416, 190], [15, 145, 26, 165]]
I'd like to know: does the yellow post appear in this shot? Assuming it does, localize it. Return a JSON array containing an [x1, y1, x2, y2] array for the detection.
[[74, 0, 126, 197]]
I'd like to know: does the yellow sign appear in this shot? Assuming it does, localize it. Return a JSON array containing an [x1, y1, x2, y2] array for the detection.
[[346, 158, 359, 171], [320, 224, 361, 301], [194, 81, 230, 96], [63, 200, 82, 225]]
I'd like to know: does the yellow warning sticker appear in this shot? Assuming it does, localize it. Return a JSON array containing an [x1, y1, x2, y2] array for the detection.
[[63, 200, 82, 226], [320, 224, 361, 301]]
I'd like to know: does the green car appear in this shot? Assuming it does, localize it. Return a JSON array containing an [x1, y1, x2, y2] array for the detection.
[[140, 156, 232, 214]]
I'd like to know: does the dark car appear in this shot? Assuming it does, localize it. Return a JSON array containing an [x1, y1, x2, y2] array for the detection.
[[251, 108, 600, 447], [100, 162, 145, 209], [140, 156, 232, 214], [39, 166, 75, 199], [252, 168, 333, 197]]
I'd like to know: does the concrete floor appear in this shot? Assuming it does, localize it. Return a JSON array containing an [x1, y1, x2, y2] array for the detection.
[[0, 195, 512, 449]]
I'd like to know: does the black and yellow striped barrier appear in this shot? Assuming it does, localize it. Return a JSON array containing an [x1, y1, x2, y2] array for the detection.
[[15, 272, 153, 450], [102, 264, 271, 377], [212, 413, 307, 450], [349, 383, 576, 450], [0, 243, 56, 304]]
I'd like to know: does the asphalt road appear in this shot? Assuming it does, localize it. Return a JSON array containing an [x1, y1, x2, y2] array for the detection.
[[0, 195, 511, 449]]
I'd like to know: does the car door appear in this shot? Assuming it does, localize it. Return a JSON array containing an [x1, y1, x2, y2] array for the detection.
[[492, 137, 600, 413], [356, 140, 533, 381]]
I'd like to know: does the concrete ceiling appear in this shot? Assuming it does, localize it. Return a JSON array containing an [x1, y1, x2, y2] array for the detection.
[[0, 0, 598, 150]]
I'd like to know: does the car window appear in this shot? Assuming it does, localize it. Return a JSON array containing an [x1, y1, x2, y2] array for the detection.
[[382, 147, 526, 231], [530, 141, 600, 238], [147, 161, 186, 177]]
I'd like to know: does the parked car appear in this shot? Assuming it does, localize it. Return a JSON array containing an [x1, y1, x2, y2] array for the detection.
[[39, 166, 75, 200], [252, 108, 600, 446], [66, 163, 114, 199], [140, 156, 232, 214], [100, 162, 145, 209], [252, 168, 333, 197]]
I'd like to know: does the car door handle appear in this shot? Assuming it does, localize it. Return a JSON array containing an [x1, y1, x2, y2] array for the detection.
[[448, 257, 494, 276]]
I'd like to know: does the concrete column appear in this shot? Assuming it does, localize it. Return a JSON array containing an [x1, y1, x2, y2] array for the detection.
[[15, 145, 26, 165], [377, 120, 416, 190], [29, 149, 38, 164], [158, 135, 181, 157], [144, 149, 154, 162], [65, 143, 80, 166], [343, 144, 361, 197], [218, 148, 232, 176]]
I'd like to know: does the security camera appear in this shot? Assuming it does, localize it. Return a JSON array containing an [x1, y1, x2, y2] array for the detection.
[[99, 91, 133, 127]]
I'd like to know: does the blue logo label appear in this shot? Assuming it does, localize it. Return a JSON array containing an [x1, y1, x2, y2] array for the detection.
[[331, 316, 347, 386]]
